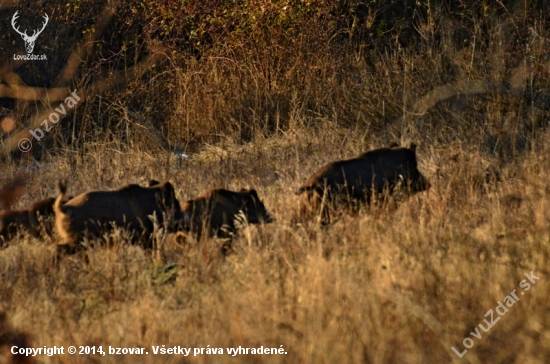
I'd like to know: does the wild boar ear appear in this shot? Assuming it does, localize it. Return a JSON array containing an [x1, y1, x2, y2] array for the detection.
[[239, 188, 247, 192], [389, 142, 399, 148], [183, 200, 193, 209], [248, 189, 258, 197], [409, 143, 417, 152], [148, 179, 160, 187], [164, 182, 175, 191]]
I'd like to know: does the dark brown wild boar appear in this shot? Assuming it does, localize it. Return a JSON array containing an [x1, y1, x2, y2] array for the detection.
[[297, 143, 430, 223], [182, 188, 273, 253], [54, 181, 184, 252], [0, 175, 25, 212], [0, 197, 56, 244]]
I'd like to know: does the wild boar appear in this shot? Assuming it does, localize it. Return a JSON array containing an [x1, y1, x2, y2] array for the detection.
[[297, 143, 430, 223], [54, 181, 184, 252]]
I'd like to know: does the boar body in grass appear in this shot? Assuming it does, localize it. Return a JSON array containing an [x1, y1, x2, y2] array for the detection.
[[182, 188, 273, 240], [0, 197, 56, 244], [297, 143, 430, 222], [54, 181, 184, 251]]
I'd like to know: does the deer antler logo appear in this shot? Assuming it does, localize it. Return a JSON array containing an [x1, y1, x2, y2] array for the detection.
[[11, 11, 49, 54]]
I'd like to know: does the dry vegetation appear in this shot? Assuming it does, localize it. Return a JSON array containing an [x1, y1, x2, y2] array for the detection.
[[0, 0, 549, 363]]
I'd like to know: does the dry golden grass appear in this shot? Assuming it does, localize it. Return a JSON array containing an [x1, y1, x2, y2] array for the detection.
[[0, 123, 548, 363]]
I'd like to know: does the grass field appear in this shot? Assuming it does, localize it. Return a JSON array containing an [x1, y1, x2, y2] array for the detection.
[[1, 125, 549, 363]]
